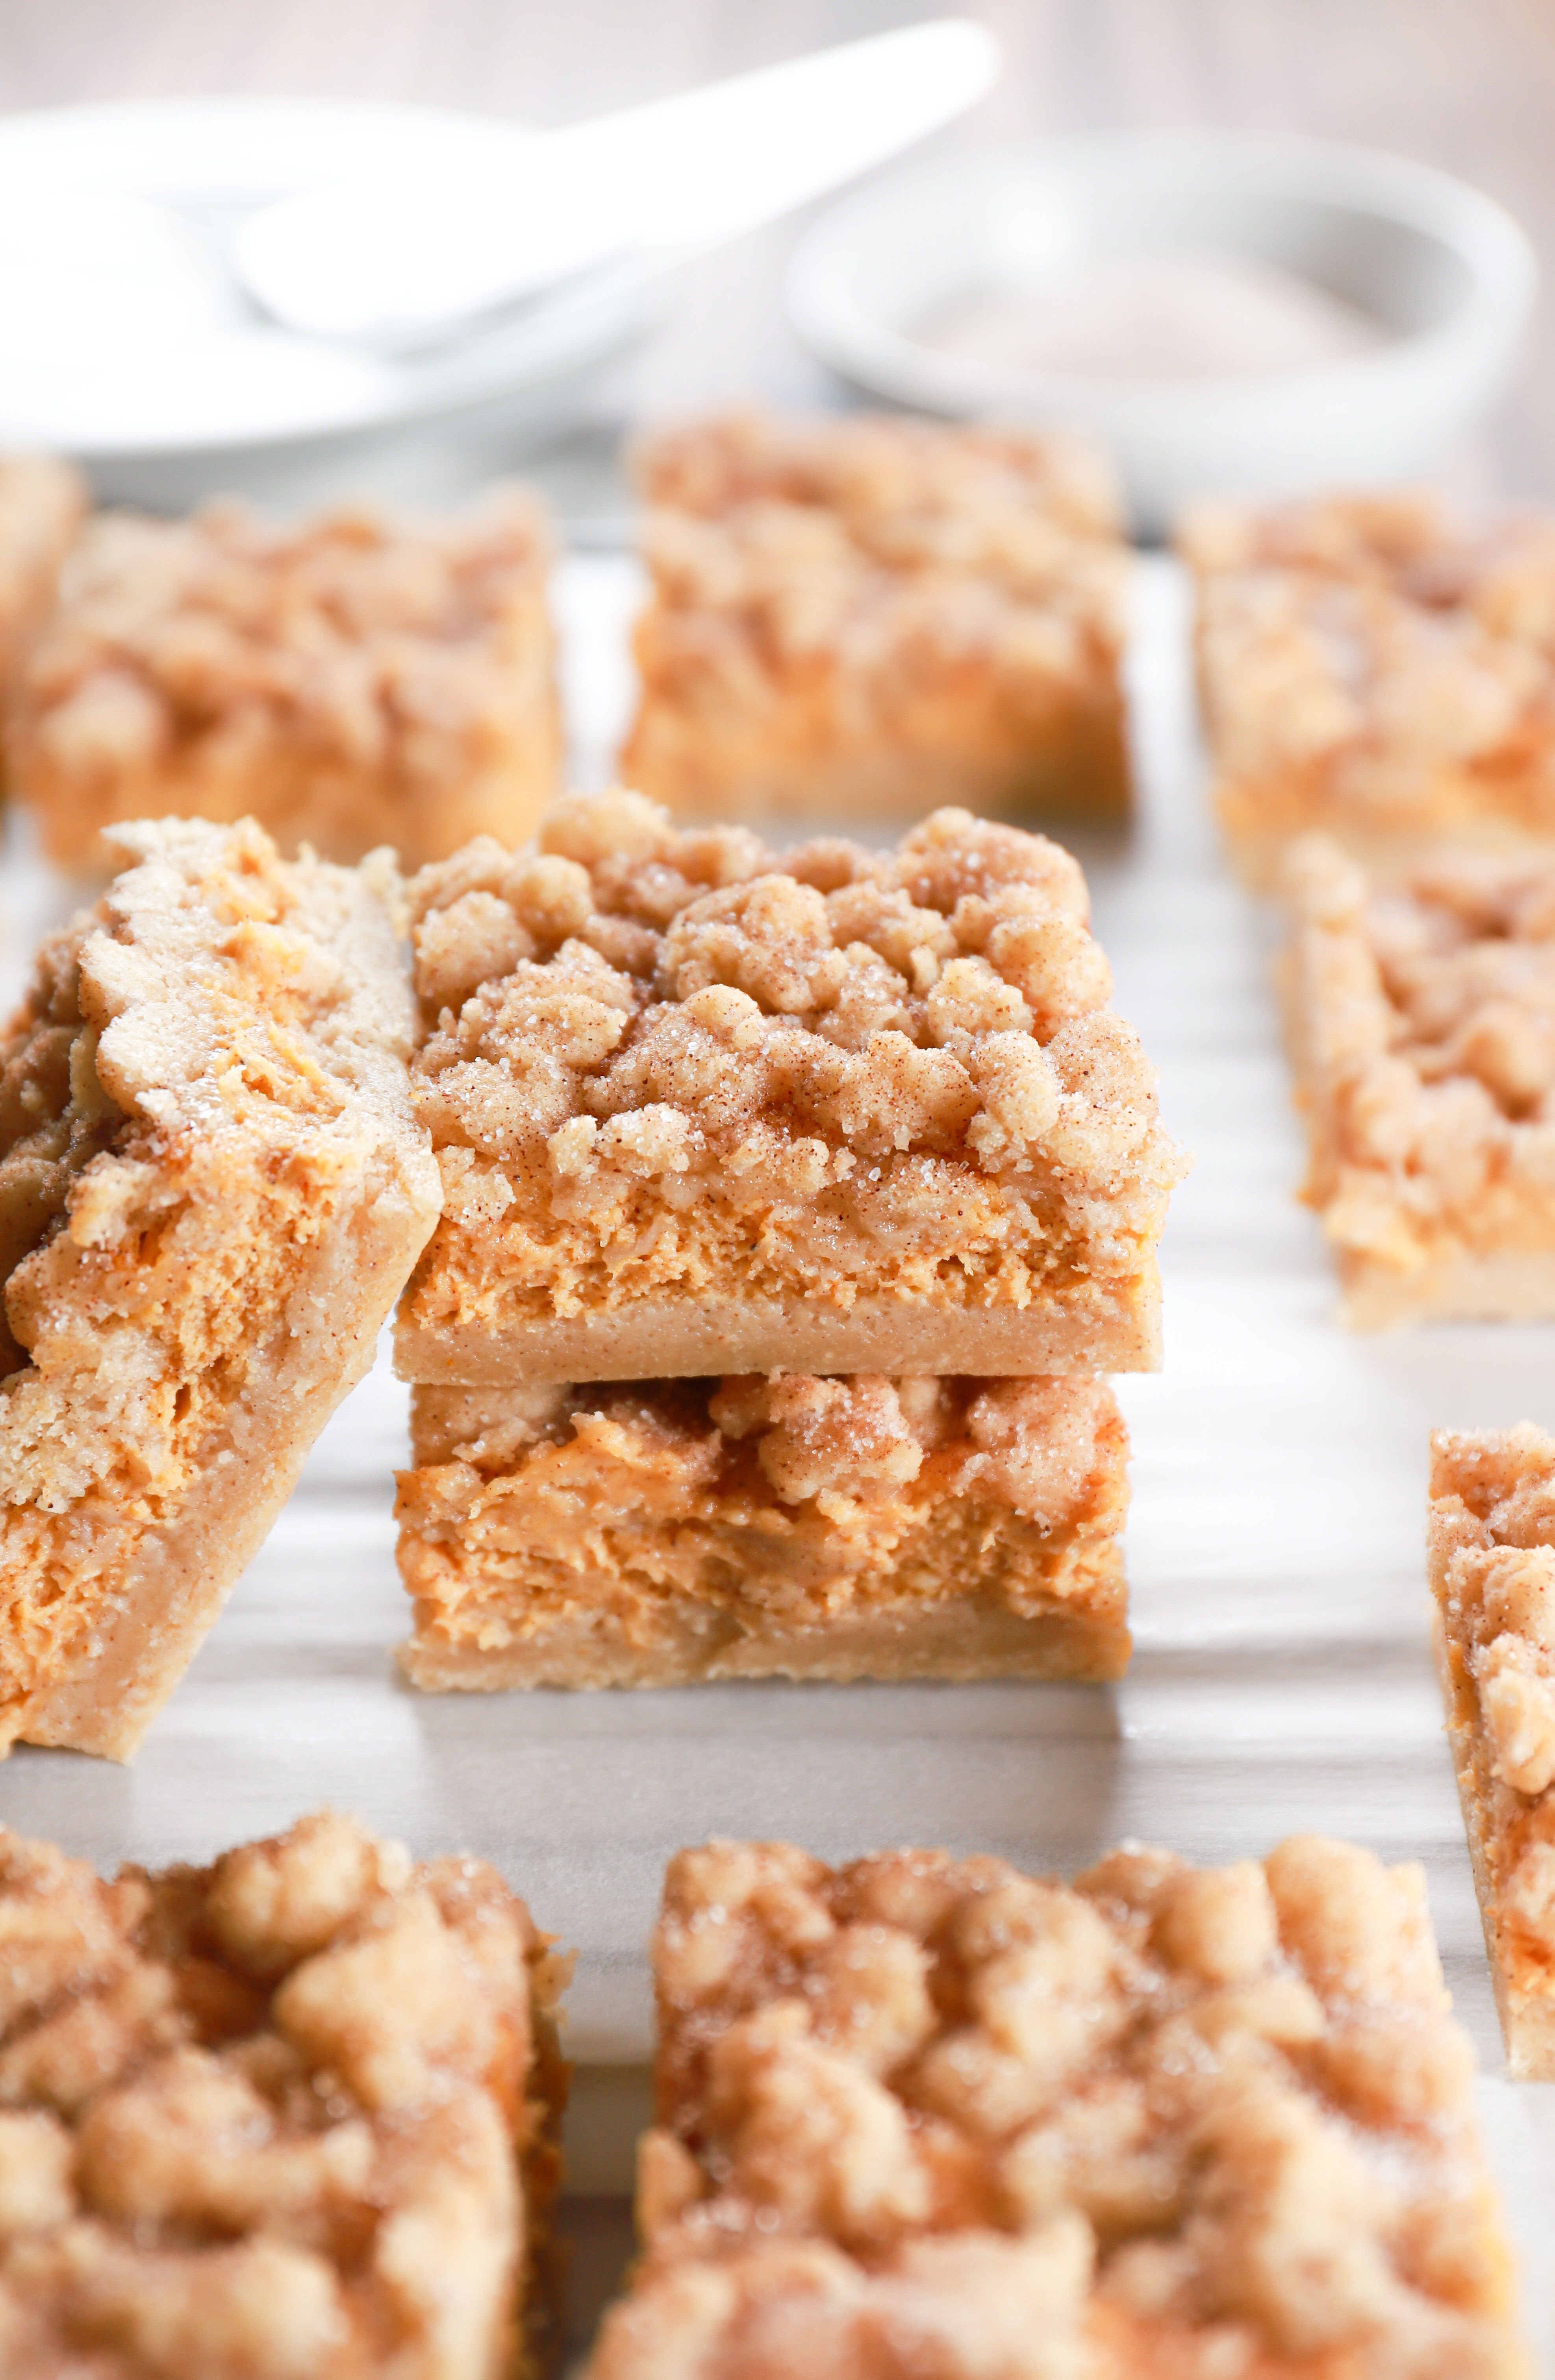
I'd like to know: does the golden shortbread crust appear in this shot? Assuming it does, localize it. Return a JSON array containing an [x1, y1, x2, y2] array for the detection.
[[397, 792, 1187, 1384], [9, 492, 559, 870], [1429, 1423, 1555, 2079], [584, 1834, 1525, 2380], [623, 410, 1132, 827], [0, 1810, 568, 2380], [1182, 491, 1555, 889], [395, 1372, 1131, 1688], [0, 815, 440, 1761], [1281, 833, 1555, 1326]]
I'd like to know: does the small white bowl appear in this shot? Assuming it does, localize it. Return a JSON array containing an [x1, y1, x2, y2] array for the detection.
[[788, 131, 1538, 535]]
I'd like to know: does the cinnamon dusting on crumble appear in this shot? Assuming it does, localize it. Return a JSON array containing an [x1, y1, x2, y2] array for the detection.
[[0, 1811, 566, 2380], [402, 793, 1185, 1339], [584, 1835, 1518, 2379]]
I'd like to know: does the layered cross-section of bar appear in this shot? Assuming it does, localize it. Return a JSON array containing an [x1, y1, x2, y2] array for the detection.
[[394, 1372, 1131, 1689], [586, 1835, 1525, 2380], [0, 816, 440, 1759], [396, 793, 1186, 1384]]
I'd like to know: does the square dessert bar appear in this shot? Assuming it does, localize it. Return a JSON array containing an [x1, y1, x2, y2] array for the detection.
[[8, 489, 559, 870], [1430, 1423, 1555, 2078], [587, 1835, 1524, 2380], [1283, 833, 1555, 1326], [0, 455, 86, 706], [395, 1372, 1130, 1690], [623, 411, 1133, 827], [0, 1810, 567, 2379], [397, 793, 1187, 1383], [1182, 490, 1555, 889], [0, 816, 440, 1760]]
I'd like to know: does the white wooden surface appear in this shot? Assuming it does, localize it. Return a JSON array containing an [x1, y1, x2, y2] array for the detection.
[[0, 555, 1550, 2357]]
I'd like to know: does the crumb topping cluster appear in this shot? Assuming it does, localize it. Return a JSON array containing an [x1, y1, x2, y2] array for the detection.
[[1286, 836, 1555, 1265], [0, 1811, 559, 2380], [630, 414, 1127, 748], [1183, 493, 1555, 798], [11, 492, 552, 825], [0, 817, 432, 1713], [404, 793, 1182, 1325], [1433, 1426, 1555, 1956], [0, 455, 86, 681], [412, 1372, 1119, 1534], [591, 1836, 1507, 2378]]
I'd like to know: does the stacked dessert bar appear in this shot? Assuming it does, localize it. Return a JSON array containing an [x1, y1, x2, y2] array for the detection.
[[391, 788, 1186, 1690]]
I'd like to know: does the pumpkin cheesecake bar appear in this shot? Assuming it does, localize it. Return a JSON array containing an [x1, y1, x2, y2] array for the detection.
[[586, 1833, 1525, 2380], [0, 816, 439, 1760], [9, 489, 559, 870], [0, 1809, 568, 2379], [623, 411, 1132, 826], [1182, 490, 1555, 889], [397, 792, 1186, 1383], [1430, 1422, 1555, 2078], [1283, 833, 1555, 1325], [0, 455, 86, 711], [395, 1371, 1130, 1690]]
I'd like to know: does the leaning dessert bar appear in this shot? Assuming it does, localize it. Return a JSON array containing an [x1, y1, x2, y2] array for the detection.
[[585, 1833, 1525, 2380], [395, 1371, 1131, 1689], [9, 489, 560, 870], [0, 817, 439, 1760], [1430, 1422, 1555, 2079], [396, 792, 1186, 1383], [1183, 489, 1555, 889], [0, 1811, 567, 2380], [623, 410, 1133, 826]]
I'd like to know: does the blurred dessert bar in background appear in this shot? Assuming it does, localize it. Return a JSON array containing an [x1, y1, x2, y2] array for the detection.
[[394, 1372, 1131, 1689], [1430, 1422, 1555, 2078], [396, 792, 1185, 1384], [8, 488, 559, 870], [1184, 490, 1555, 889], [0, 454, 87, 725], [0, 818, 438, 1760], [584, 1832, 1523, 2379], [0, 1809, 567, 2376], [1281, 833, 1555, 1325], [623, 411, 1133, 827]]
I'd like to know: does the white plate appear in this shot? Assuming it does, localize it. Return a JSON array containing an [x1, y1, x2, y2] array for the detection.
[[789, 133, 1538, 533], [0, 98, 655, 477], [0, 556, 1550, 2362]]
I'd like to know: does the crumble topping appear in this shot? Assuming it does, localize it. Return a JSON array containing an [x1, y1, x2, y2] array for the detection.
[[1432, 1425, 1555, 1967], [1284, 835, 1555, 1273], [624, 414, 1130, 816], [1182, 493, 1555, 823], [403, 793, 1185, 1331], [588, 1836, 1513, 2379], [0, 456, 86, 686], [0, 1811, 565, 2380], [9, 491, 556, 868], [0, 816, 435, 1724]]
